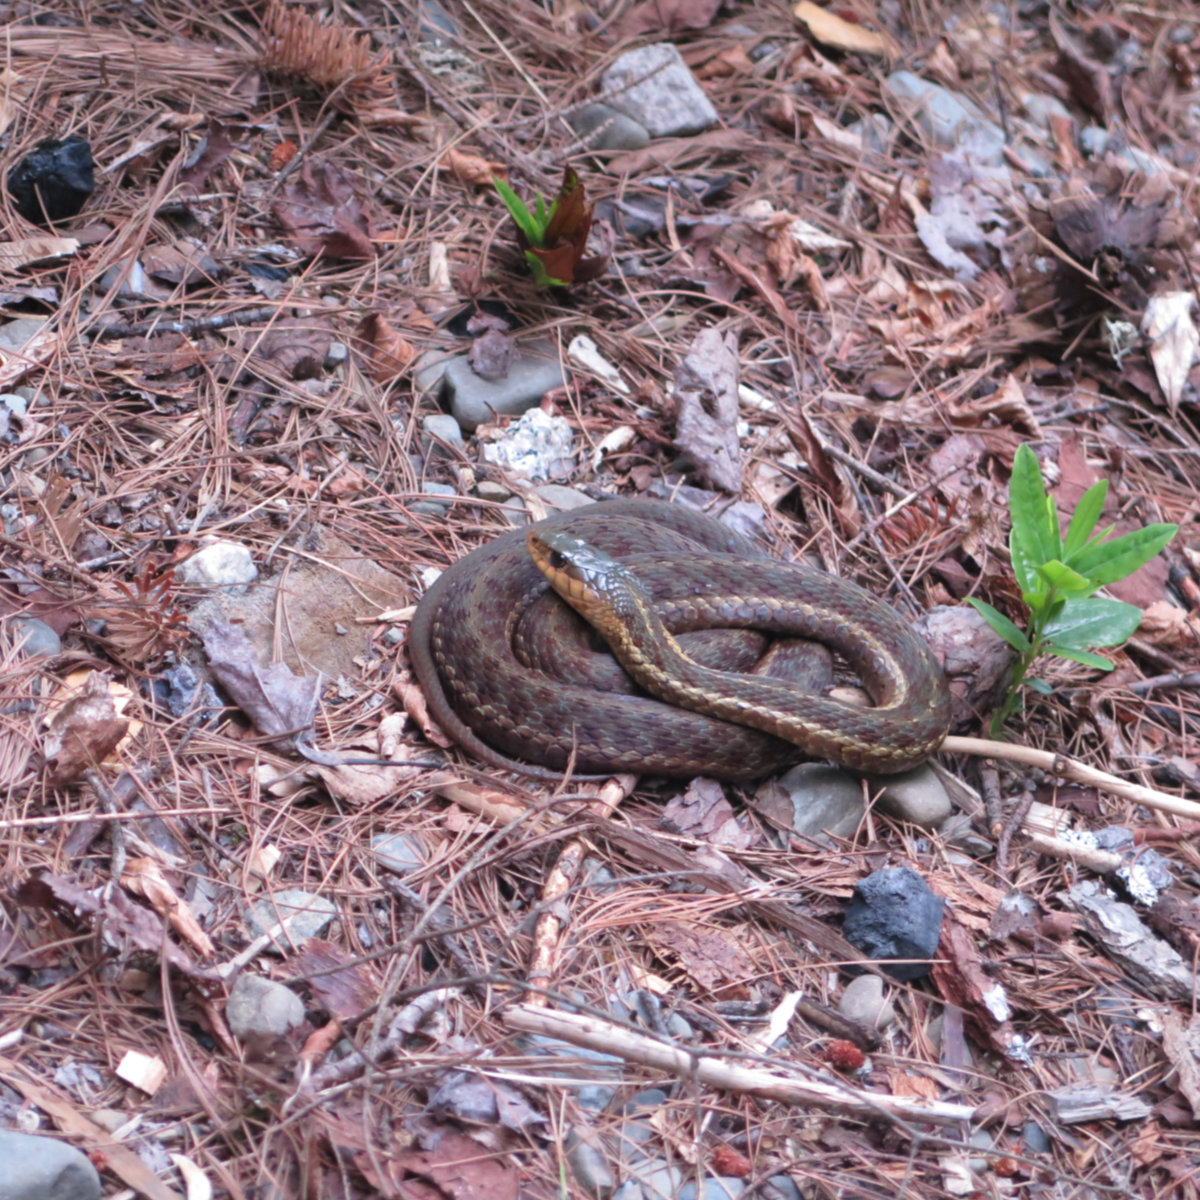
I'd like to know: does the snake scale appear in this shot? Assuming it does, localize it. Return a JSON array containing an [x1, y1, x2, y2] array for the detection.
[[408, 498, 951, 781]]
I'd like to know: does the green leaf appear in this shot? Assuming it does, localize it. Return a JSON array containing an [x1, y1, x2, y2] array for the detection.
[[1042, 645, 1115, 670], [1063, 480, 1108, 559], [1035, 559, 1095, 595], [1026, 677, 1053, 694], [1043, 596, 1142, 650], [1045, 494, 1063, 558], [967, 598, 1031, 652], [493, 177, 544, 246], [535, 194, 548, 227], [1009, 445, 1056, 566], [1067, 524, 1178, 586], [1009, 529, 1042, 599], [523, 250, 568, 288]]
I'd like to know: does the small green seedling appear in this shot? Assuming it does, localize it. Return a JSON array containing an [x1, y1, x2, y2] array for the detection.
[[968, 443, 1177, 738], [492, 169, 608, 288]]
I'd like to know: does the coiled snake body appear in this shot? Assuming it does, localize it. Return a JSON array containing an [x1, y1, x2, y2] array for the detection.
[[409, 499, 950, 780]]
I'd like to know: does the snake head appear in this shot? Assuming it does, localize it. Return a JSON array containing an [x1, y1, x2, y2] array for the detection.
[[526, 527, 646, 637]]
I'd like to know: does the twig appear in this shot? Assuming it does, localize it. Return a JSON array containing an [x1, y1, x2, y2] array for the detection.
[[503, 1005, 977, 1127], [941, 736, 1200, 819]]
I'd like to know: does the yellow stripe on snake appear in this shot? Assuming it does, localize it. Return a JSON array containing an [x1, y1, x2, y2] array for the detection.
[[409, 499, 951, 780]]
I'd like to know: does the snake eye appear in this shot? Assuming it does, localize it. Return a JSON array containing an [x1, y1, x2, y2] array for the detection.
[[549, 549, 567, 569]]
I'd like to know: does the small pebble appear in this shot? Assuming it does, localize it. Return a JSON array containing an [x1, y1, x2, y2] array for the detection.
[[10, 616, 61, 657], [175, 541, 258, 588], [226, 974, 306, 1040], [838, 974, 896, 1030], [372, 832, 427, 875], [245, 889, 337, 949], [0, 1129, 101, 1200]]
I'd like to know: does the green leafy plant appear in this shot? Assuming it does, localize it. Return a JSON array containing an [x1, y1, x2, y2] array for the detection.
[[969, 444, 1177, 737], [492, 168, 608, 288]]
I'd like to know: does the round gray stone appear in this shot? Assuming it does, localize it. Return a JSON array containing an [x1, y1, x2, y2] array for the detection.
[[226, 973, 306, 1039], [868, 764, 952, 829], [372, 832, 427, 875], [0, 1129, 101, 1200], [444, 338, 566, 431], [568, 103, 650, 152], [838, 974, 895, 1030], [768, 763, 865, 838], [246, 888, 337, 949], [10, 616, 61, 657], [566, 1130, 615, 1196]]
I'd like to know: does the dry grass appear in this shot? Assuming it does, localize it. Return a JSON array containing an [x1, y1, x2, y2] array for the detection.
[[3, 0, 1200, 1197]]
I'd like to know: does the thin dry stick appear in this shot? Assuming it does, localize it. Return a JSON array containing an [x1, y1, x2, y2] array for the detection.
[[503, 1006, 977, 1127], [942, 735, 1200, 820]]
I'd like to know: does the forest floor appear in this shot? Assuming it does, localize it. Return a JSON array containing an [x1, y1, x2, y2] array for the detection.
[[3, 1, 1200, 1198]]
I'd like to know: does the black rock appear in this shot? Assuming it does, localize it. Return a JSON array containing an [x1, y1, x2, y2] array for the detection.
[[842, 866, 944, 981], [6, 135, 95, 225]]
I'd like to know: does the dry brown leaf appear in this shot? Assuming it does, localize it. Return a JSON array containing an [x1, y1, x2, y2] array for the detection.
[[673, 327, 743, 492], [793, 2, 894, 57], [0, 236, 78, 270], [121, 857, 216, 958], [272, 160, 374, 260], [646, 919, 758, 996], [41, 672, 131, 784], [357, 312, 417, 383], [444, 147, 507, 187]]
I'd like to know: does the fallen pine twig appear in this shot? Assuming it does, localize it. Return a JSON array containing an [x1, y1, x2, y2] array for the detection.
[[942, 736, 1200, 820], [502, 1005, 978, 1128]]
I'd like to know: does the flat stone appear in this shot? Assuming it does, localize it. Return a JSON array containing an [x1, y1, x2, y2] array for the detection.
[[0, 1129, 101, 1200], [763, 763, 865, 839], [0, 317, 50, 355], [884, 71, 1005, 162], [10, 616, 60, 657], [411, 481, 458, 516], [176, 540, 258, 588], [372, 832, 427, 875], [868, 764, 952, 829], [1021, 92, 1073, 130], [532, 484, 594, 511], [568, 102, 650, 151], [444, 338, 566, 431], [601, 44, 718, 138], [226, 974, 306, 1040], [422, 412, 464, 450], [246, 888, 336, 950], [566, 1131, 615, 1196], [838, 974, 896, 1030], [679, 1180, 746, 1200]]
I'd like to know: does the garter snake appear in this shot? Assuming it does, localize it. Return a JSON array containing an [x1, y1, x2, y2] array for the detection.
[[409, 499, 950, 780]]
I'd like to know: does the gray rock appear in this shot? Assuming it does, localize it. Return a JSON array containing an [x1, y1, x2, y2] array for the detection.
[[175, 541, 258, 588], [838, 974, 895, 1030], [475, 480, 513, 502], [765, 1176, 802, 1200], [0, 317, 50, 356], [566, 1130, 615, 1196], [422, 412, 464, 450], [577, 1083, 618, 1112], [1079, 125, 1109, 156], [569, 103, 651, 152], [0, 1129, 101, 1200], [413, 348, 456, 394], [372, 832, 427, 875], [532, 484, 594, 511], [246, 888, 337, 949], [615, 1117, 657, 1163], [0, 391, 28, 418], [640, 1164, 684, 1200], [884, 71, 1005, 162], [846, 113, 892, 154], [412, 481, 458, 516], [625, 1088, 669, 1112], [444, 339, 566, 431], [679, 1180, 746, 1200], [1021, 93, 1073, 130], [869, 764, 952, 829], [1012, 143, 1053, 177], [480, 408, 575, 481], [419, 0, 460, 41], [613, 1184, 645, 1200], [843, 867, 944, 981], [765, 763, 865, 838], [10, 616, 60, 657], [1021, 1121, 1051, 1153], [226, 974, 306, 1040], [601, 44, 718, 138]]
